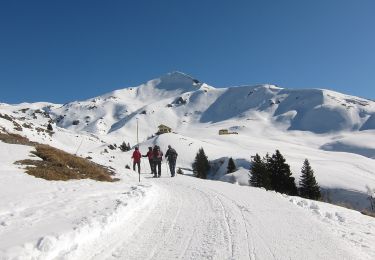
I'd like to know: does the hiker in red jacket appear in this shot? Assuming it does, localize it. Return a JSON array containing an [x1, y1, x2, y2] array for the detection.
[[131, 147, 142, 174], [143, 147, 154, 175]]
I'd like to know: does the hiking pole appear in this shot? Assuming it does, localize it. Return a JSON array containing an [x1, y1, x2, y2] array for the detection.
[[138, 159, 141, 183]]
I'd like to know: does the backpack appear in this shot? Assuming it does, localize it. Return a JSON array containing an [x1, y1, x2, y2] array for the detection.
[[168, 148, 178, 161], [153, 149, 163, 162]]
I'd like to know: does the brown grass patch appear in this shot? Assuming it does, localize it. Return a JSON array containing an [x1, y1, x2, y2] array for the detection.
[[361, 209, 375, 218], [0, 131, 116, 182], [15, 144, 116, 182], [0, 132, 35, 145]]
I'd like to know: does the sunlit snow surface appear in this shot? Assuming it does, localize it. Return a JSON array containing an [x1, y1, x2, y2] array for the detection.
[[1, 72, 375, 259]]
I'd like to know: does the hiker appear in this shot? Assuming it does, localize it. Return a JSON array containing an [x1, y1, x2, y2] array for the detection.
[[152, 145, 163, 178], [143, 147, 154, 175], [131, 146, 141, 174], [165, 145, 178, 177]]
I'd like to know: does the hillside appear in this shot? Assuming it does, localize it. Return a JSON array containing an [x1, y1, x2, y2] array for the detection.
[[48, 72, 375, 136], [1, 72, 375, 259], [1, 72, 374, 208], [0, 138, 374, 259]]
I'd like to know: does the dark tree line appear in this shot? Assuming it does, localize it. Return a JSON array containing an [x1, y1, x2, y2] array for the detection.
[[192, 151, 237, 179], [191, 147, 321, 201], [119, 141, 131, 152], [249, 150, 321, 199]]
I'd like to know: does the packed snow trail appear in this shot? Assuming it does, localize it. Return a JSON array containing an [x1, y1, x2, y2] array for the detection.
[[69, 175, 373, 260]]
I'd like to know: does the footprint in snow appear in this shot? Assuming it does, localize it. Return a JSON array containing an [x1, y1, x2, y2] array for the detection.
[[37, 236, 57, 252], [335, 212, 346, 223]]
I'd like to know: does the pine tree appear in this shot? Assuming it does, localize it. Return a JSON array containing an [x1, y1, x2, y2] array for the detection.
[[249, 153, 271, 189], [268, 150, 297, 195], [227, 157, 237, 174], [47, 123, 53, 131], [192, 148, 210, 179], [120, 141, 129, 152], [299, 159, 321, 200]]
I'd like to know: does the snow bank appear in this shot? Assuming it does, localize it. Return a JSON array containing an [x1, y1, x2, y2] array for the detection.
[[0, 141, 156, 260]]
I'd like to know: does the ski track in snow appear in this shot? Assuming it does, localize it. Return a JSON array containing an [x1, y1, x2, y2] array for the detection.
[[60, 175, 374, 260], [1, 141, 375, 259], [1, 72, 375, 259]]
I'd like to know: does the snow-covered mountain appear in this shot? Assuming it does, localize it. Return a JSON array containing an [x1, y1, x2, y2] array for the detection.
[[1, 71, 375, 204], [49, 71, 375, 136], [1, 71, 375, 259], [47, 72, 375, 204]]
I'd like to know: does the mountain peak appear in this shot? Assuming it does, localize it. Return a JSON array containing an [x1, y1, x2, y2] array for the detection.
[[163, 71, 194, 79], [146, 71, 201, 92], [159, 71, 198, 84]]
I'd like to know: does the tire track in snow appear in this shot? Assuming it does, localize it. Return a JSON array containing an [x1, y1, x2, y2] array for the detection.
[[106, 179, 239, 259], [178, 182, 246, 259], [203, 187, 259, 260], [213, 194, 234, 259], [158, 181, 233, 259], [205, 186, 277, 260], [145, 186, 184, 260], [67, 175, 370, 260], [177, 227, 197, 259]]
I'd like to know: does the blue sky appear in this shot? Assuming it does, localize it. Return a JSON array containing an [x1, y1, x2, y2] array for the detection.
[[1, 0, 374, 103]]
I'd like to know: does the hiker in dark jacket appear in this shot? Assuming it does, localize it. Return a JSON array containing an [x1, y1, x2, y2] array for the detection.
[[131, 146, 141, 174], [152, 145, 163, 178], [143, 147, 154, 175], [165, 145, 178, 177]]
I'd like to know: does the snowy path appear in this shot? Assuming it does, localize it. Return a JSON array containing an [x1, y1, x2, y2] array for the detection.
[[72, 175, 374, 260], [0, 141, 373, 259]]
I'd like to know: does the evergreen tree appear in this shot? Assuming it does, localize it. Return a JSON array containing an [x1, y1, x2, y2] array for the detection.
[[268, 150, 297, 195], [227, 157, 237, 174], [249, 153, 271, 189], [47, 123, 53, 131], [299, 159, 321, 200], [192, 148, 210, 179], [120, 141, 129, 152]]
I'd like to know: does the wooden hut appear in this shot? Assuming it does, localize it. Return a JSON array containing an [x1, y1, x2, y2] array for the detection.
[[157, 124, 172, 134]]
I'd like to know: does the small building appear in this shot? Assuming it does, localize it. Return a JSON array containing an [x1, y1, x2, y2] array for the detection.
[[157, 124, 172, 134], [219, 129, 229, 135]]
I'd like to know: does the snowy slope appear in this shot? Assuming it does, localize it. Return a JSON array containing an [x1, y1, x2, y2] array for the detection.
[[1, 140, 375, 259], [1, 71, 375, 259], [49, 72, 375, 137], [1, 71, 375, 209], [0, 141, 156, 259]]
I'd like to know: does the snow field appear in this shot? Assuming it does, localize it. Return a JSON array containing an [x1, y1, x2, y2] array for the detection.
[[1, 71, 375, 259], [287, 195, 375, 256], [77, 176, 375, 259], [0, 129, 374, 258], [0, 142, 156, 260]]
